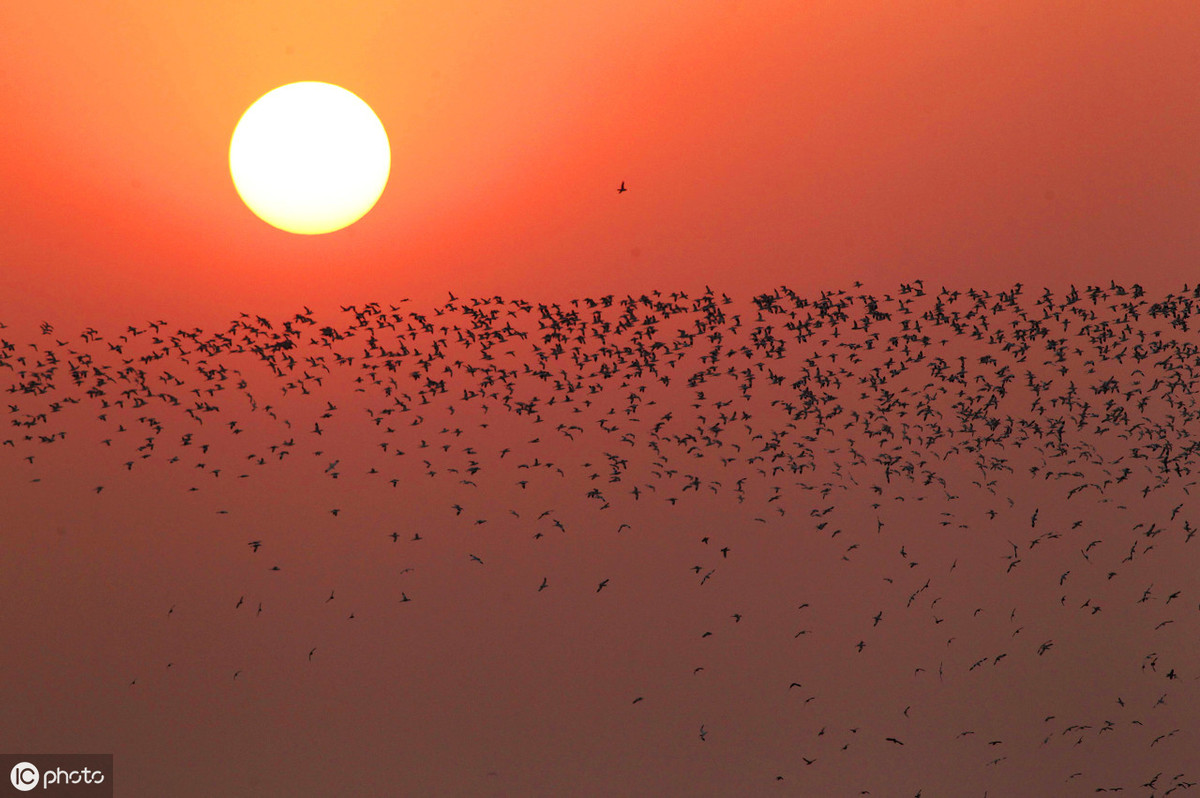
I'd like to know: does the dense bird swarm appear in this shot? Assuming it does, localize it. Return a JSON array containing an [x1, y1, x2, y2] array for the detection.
[[3, 281, 1198, 795]]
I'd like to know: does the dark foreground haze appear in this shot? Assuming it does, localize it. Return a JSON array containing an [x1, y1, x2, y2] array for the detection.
[[2, 283, 1198, 796]]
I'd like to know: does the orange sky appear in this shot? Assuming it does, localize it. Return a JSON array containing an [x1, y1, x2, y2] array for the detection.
[[1, 0, 1197, 327], [2, 4, 1200, 796]]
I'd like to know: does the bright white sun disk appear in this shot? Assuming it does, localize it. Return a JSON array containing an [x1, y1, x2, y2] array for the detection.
[[230, 82, 390, 235]]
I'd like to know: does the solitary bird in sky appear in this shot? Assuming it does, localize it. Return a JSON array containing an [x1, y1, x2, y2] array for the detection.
[[617, 181, 627, 193]]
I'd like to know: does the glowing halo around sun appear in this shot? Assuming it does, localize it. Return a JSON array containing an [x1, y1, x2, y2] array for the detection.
[[230, 82, 390, 235]]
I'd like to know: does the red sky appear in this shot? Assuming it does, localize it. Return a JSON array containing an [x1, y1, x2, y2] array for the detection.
[[1, 0, 1198, 326], [2, 2, 1199, 796]]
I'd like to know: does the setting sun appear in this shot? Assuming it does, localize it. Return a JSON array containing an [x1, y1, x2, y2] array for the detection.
[[229, 82, 390, 235], [5, 2, 1200, 795]]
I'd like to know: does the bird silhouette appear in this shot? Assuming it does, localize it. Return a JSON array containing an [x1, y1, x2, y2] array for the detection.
[[6, 280, 1200, 789]]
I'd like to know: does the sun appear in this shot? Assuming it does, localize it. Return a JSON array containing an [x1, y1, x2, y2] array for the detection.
[[230, 82, 390, 235]]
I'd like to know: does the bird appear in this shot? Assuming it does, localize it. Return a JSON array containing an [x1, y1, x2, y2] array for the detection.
[[8, 279, 1200, 788], [617, 181, 627, 194]]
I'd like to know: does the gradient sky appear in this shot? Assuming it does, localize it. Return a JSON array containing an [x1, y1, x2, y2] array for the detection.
[[1, 0, 1198, 327], [2, 2, 1200, 797]]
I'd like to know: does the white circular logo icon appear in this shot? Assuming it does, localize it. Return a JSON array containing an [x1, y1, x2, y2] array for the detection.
[[10, 762, 38, 791]]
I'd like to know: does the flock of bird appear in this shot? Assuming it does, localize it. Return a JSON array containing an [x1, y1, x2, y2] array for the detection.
[[3, 280, 1199, 795]]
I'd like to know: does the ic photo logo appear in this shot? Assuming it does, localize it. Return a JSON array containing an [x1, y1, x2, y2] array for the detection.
[[5, 757, 109, 794], [9, 763, 37, 792]]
